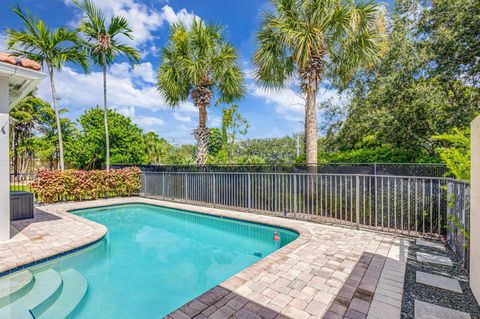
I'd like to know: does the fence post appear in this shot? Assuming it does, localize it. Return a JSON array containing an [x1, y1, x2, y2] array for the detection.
[[162, 173, 165, 200], [212, 173, 216, 207], [294, 174, 297, 219], [143, 173, 147, 196], [184, 173, 188, 203], [248, 173, 252, 212], [356, 176, 360, 230]]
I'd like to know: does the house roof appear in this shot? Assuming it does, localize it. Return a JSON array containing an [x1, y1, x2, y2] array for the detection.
[[0, 52, 41, 71], [0, 53, 46, 109]]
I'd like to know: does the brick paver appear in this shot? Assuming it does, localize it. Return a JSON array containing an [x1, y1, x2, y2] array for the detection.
[[0, 197, 409, 318]]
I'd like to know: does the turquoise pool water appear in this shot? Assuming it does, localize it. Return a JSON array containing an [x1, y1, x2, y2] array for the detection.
[[29, 204, 298, 318]]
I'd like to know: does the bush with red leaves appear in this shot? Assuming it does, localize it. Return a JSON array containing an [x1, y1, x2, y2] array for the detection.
[[32, 167, 142, 204]]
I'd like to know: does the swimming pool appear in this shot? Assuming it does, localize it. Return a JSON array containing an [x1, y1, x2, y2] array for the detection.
[[1, 204, 298, 318]]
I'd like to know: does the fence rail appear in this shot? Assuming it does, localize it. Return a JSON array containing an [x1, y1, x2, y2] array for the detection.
[[142, 171, 470, 268], [115, 163, 449, 177]]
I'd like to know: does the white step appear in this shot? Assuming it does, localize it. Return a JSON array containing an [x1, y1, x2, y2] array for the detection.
[[415, 300, 471, 319], [0, 271, 34, 307], [416, 252, 453, 266], [416, 238, 446, 251], [35, 269, 88, 319], [416, 271, 462, 293], [0, 269, 62, 319]]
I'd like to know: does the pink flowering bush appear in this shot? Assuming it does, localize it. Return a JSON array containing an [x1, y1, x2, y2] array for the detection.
[[33, 167, 142, 204]]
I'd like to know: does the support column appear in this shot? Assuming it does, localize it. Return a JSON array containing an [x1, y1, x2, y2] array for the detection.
[[0, 76, 10, 241], [470, 115, 480, 302]]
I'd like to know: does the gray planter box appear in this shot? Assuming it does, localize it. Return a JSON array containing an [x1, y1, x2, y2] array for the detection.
[[10, 191, 34, 221]]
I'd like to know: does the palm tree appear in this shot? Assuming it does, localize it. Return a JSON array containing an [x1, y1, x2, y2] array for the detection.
[[157, 20, 245, 165], [7, 6, 88, 171], [73, 0, 140, 171], [254, 0, 386, 168]]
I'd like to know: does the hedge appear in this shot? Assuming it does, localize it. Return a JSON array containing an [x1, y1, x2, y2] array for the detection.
[[32, 167, 142, 204]]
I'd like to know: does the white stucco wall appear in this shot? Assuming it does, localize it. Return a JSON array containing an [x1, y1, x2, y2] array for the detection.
[[0, 76, 10, 241], [471, 115, 480, 302]]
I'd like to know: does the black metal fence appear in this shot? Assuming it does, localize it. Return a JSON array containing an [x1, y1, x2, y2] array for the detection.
[[113, 163, 449, 177], [446, 181, 470, 271], [141, 171, 470, 271]]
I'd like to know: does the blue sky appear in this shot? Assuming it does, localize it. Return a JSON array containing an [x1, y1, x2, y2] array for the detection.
[[0, 0, 384, 144]]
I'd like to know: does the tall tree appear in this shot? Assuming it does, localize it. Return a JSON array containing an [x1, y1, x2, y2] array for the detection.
[[221, 104, 249, 161], [74, 0, 140, 171], [253, 0, 385, 168], [157, 20, 245, 165], [324, 0, 480, 163], [143, 132, 175, 164], [35, 106, 77, 170], [69, 107, 145, 169], [9, 94, 47, 174], [7, 6, 88, 171]]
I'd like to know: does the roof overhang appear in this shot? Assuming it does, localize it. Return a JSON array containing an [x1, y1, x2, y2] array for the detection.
[[0, 61, 46, 109]]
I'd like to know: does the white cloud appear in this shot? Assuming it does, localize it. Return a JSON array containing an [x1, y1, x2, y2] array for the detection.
[[117, 106, 136, 118], [208, 115, 222, 127], [160, 5, 198, 29], [249, 83, 350, 123], [131, 62, 156, 83], [37, 62, 166, 112], [134, 115, 164, 127], [173, 113, 192, 122], [65, 1, 199, 50], [35, 61, 200, 143], [0, 33, 8, 52], [171, 101, 197, 123], [249, 84, 305, 122]]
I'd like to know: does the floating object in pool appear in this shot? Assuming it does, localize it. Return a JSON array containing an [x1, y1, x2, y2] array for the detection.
[[254, 252, 263, 257], [273, 231, 280, 242]]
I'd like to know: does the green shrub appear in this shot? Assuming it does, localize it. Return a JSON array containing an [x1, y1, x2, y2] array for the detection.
[[433, 128, 470, 180]]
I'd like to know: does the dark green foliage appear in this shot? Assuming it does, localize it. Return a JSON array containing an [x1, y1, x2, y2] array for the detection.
[[236, 135, 304, 164], [208, 128, 225, 156], [433, 129, 470, 180], [322, 0, 480, 164], [69, 107, 145, 169]]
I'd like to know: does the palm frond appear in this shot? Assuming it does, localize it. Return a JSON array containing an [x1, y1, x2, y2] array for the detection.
[[74, 0, 139, 68], [157, 19, 245, 107], [7, 6, 89, 73], [254, 0, 386, 89]]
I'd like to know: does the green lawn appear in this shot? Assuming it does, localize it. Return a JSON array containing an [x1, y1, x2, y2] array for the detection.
[[10, 185, 34, 192]]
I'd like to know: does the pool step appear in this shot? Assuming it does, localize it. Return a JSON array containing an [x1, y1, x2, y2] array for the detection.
[[0, 271, 34, 308], [0, 268, 88, 319], [0, 269, 62, 319], [35, 269, 88, 319]]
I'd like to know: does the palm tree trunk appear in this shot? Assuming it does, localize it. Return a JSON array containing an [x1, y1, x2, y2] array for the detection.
[[305, 85, 318, 171], [48, 64, 65, 171], [195, 104, 209, 165], [102, 54, 110, 172]]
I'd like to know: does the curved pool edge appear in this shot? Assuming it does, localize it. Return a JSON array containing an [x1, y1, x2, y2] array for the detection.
[[70, 201, 302, 239], [1, 197, 311, 281]]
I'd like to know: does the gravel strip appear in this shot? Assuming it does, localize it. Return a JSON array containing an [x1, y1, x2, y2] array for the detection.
[[401, 239, 480, 318]]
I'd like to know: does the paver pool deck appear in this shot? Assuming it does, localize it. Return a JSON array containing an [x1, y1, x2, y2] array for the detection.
[[0, 197, 409, 319]]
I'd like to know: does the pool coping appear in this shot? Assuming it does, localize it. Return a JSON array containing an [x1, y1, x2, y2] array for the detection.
[[0, 197, 407, 318], [0, 197, 311, 277]]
